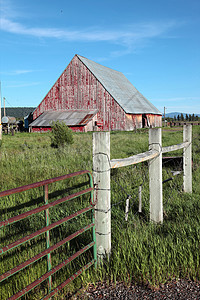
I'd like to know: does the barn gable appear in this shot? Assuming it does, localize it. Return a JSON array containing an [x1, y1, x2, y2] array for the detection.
[[32, 55, 162, 131], [77, 55, 161, 115]]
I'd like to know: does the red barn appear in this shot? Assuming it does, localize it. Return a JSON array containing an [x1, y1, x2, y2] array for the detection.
[[30, 55, 162, 132]]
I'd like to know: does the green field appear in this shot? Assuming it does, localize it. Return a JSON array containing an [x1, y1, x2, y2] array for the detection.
[[0, 127, 200, 299]]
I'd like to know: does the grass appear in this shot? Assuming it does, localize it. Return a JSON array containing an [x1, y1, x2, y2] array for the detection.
[[0, 127, 200, 298]]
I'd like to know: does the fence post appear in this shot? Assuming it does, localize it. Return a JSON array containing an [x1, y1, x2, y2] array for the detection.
[[138, 185, 142, 213], [125, 196, 130, 221], [183, 125, 192, 193], [93, 132, 111, 262], [149, 128, 163, 223]]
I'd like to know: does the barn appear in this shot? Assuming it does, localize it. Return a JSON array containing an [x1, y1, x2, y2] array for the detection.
[[30, 54, 162, 132]]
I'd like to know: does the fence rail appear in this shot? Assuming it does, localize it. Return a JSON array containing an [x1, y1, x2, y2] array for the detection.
[[110, 149, 159, 168], [162, 141, 190, 153], [93, 125, 192, 261], [0, 170, 96, 299]]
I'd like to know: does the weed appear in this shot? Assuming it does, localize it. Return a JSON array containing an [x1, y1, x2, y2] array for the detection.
[[50, 121, 74, 148]]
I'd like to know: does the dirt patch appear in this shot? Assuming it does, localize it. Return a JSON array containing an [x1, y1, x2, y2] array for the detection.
[[74, 279, 200, 299]]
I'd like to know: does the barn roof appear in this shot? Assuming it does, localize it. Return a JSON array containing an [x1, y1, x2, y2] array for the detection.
[[77, 55, 161, 115], [30, 109, 98, 127]]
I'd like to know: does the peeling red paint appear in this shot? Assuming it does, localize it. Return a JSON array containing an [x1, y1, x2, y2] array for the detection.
[[32, 127, 51, 133], [31, 126, 86, 133]]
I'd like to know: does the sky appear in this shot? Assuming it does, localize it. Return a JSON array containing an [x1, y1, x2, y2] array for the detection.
[[0, 0, 200, 115]]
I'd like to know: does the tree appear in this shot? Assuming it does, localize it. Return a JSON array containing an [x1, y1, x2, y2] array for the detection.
[[174, 115, 177, 121], [192, 114, 195, 121], [50, 121, 74, 148], [177, 115, 180, 121], [181, 113, 184, 121], [186, 114, 188, 120], [189, 114, 192, 121]]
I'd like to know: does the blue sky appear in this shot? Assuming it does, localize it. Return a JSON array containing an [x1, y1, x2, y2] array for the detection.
[[0, 0, 200, 114]]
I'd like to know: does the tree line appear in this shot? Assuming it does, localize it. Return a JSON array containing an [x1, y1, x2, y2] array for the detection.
[[170, 114, 199, 122]]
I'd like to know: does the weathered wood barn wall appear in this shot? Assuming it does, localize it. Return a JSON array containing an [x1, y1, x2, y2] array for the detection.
[[32, 55, 162, 132]]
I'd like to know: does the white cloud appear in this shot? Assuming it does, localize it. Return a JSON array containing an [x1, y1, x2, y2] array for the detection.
[[0, 0, 179, 61], [0, 16, 177, 47], [1, 70, 34, 75], [5, 81, 40, 88]]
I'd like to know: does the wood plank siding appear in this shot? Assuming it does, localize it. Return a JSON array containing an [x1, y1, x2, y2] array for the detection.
[[33, 55, 162, 131]]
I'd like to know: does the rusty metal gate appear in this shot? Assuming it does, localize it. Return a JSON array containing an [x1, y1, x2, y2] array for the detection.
[[0, 170, 97, 299]]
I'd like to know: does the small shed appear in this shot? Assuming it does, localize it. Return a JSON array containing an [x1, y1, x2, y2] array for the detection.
[[31, 55, 162, 131], [29, 109, 98, 132]]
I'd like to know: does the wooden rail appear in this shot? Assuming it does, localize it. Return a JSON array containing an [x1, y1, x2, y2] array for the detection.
[[110, 141, 191, 169], [110, 149, 159, 169], [162, 141, 190, 154]]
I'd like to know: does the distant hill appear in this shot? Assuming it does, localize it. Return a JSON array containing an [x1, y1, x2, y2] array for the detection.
[[164, 112, 200, 118], [1, 107, 35, 119]]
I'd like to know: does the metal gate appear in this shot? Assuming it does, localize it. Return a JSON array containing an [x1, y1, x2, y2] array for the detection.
[[0, 170, 97, 299]]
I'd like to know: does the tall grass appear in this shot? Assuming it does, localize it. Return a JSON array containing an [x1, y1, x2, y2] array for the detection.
[[0, 127, 200, 298]]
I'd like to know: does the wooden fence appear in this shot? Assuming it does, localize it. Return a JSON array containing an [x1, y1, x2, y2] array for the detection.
[[93, 125, 192, 261]]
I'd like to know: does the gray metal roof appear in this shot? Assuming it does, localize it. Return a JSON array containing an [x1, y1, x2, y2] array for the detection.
[[30, 109, 98, 127], [77, 55, 161, 115]]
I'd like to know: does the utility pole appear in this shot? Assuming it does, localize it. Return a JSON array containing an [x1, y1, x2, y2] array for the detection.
[[164, 107, 167, 127], [0, 82, 2, 141], [3, 97, 6, 116]]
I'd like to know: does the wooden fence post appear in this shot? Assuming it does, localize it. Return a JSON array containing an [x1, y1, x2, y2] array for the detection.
[[138, 185, 142, 213], [183, 125, 192, 193], [125, 196, 130, 221], [93, 132, 111, 262], [149, 128, 163, 223]]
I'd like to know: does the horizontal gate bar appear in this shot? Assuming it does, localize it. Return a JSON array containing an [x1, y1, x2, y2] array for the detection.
[[0, 205, 93, 255], [0, 223, 94, 283], [162, 141, 190, 153], [41, 259, 95, 300], [8, 242, 95, 300], [0, 187, 93, 228], [0, 170, 92, 198]]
